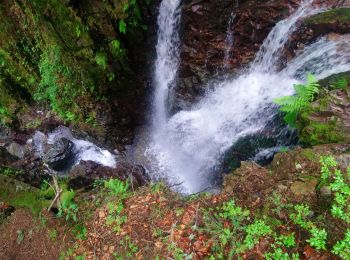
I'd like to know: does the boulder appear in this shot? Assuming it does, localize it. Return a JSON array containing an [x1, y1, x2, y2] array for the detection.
[[43, 138, 76, 171], [68, 160, 149, 190]]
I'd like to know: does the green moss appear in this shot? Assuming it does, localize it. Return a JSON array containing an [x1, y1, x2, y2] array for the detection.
[[0, 175, 51, 215], [319, 71, 350, 91], [305, 8, 350, 25], [300, 149, 319, 162], [299, 116, 345, 145], [0, 167, 22, 178], [0, 0, 148, 125]]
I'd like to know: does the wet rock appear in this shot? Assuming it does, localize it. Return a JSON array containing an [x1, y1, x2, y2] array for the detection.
[[221, 114, 298, 172], [68, 161, 149, 190], [284, 6, 350, 66], [9, 157, 51, 188], [43, 138, 76, 171], [6, 142, 27, 159], [317, 185, 333, 208], [0, 124, 11, 147], [175, 0, 300, 107], [304, 8, 350, 35], [334, 154, 350, 170]]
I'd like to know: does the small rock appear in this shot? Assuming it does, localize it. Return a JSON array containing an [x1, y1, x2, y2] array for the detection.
[[277, 184, 288, 191], [99, 211, 105, 219], [43, 138, 76, 171], [6, 142, 26, 159], [320, 186, 332, 197], [290, 179, 318, 196], [109, 246, 115, 254]]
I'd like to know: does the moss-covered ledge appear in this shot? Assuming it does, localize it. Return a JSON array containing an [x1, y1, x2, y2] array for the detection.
[[296, 73, 350, 145], [305, 8, 350, 25], [304, 8, 350, 35]]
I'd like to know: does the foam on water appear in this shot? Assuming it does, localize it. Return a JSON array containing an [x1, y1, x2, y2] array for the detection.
[[34, 126, 116, 169]]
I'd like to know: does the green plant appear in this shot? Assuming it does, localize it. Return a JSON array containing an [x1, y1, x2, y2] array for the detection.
[[104, 179, 130, 232], [203, 199, 251, 257], [274, 73, 319, 126], [320, 156, 350, 224], [331, 77, 348, 90], [332, 228, 350, 259], [289, 204, 328, 250], [265, 248, 299, 260], [95, 52, 108, 70], [57, 190, 79, 222], [48, 229, 58, 240], [73, 223, 87, 240], [104, 178, 129, 197], [242, 220, 272, 251], [16, 229, 25, 244], [119, 235, 138, 258]]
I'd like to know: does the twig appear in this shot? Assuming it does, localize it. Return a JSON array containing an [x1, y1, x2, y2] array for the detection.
[[194, 202, 200, 227], [47, 189, 62, 212]]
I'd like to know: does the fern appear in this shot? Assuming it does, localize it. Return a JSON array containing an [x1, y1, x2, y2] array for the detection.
[[274, 73, 319, 126]]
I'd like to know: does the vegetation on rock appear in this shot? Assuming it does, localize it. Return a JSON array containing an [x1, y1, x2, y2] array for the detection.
[[305, 8, 350, 25], [0, 0, 149, 124]]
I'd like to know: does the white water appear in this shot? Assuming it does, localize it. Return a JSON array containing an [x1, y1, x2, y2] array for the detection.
[[33, 126, 116, 169], [147, 0, 350, 193], [223, 12, 236, 70], [152, 0, 182, 133]]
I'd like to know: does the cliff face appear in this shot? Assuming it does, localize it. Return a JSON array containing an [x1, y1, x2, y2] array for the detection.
[[173, 0, 300, 110], [173, 0, 350, 111]]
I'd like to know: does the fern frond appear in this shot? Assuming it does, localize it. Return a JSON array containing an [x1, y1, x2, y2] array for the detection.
[[273, 73, 319, 126]]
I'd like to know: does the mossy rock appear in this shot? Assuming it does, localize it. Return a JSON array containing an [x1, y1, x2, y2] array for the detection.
[[318, 71, 350, 91], [305, 8, 350, 25], [0, 0, 148, 128], [303, 8, 350, 37], [297, 92, 350, 146], [0, 175, 52, 215]]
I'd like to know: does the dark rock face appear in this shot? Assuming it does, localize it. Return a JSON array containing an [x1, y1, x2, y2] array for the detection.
[[0, 147, 18, 165], [43, 138, 76, 171], [174, 1, 350, 109], [174, 0, 300, 110], [6, 157, 51, 189], [0, 202, 15, 224], [68, 160, 149, 190]]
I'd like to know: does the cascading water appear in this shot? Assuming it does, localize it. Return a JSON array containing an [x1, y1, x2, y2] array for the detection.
[[222, 12, 236, 71], [147, 0, 350, 194], [152, 0, 182, 133]]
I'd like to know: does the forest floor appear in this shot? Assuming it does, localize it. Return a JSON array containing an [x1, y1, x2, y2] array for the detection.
[[0, 144, 349, 259]]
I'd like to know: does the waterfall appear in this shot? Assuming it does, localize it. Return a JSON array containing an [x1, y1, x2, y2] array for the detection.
[[148, 0, 350, 194], [223, 12, 236, 71], [152, 0, 182, 134]]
